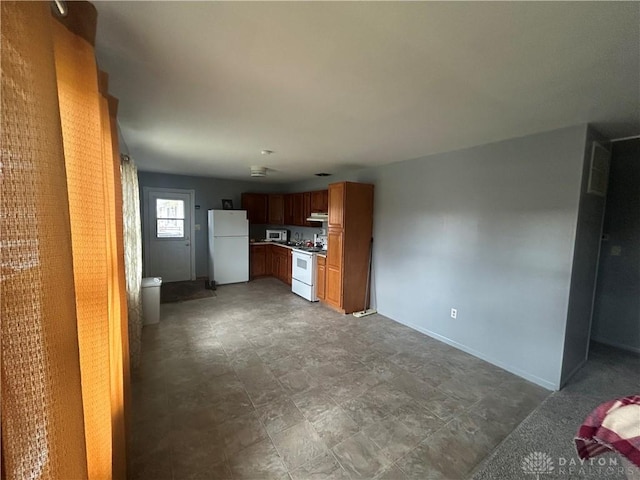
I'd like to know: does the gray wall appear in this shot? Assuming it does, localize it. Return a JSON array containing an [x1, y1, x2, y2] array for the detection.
[[560, 127, 608, 385], [591, 139, 640, 353], [292, 125, 590, 389], [138, 171, 279, 277]]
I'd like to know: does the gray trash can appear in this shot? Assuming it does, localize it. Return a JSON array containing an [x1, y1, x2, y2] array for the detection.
[[141, 277, 162, 325]]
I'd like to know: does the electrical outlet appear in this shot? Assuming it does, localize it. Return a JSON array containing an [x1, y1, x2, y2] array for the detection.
[[195, 224, 201, 231], [450, 308, 457, 319]]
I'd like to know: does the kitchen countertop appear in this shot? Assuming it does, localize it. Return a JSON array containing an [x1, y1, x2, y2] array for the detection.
[[251, 241, 327, 256]]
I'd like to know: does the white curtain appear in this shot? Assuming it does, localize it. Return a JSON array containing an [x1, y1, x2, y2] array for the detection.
[[120, 156, 143, 369]]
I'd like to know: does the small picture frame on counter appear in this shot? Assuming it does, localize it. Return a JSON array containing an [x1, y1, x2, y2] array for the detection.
[[222, 199, 233, 210]]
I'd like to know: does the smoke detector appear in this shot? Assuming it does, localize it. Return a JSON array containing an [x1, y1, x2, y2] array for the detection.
[[250, 166, 267, 177]]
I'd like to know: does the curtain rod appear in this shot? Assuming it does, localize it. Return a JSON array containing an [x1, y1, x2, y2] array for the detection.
[[52, 0, 67, 17]]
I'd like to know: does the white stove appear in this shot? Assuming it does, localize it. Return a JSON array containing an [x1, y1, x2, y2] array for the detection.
[[291, 248, 319, 302]]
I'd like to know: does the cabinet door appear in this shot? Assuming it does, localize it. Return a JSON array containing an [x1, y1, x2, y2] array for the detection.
[[271, 251, 280, 278], [268, 194, 284, 225], [325, 265, 342, 307], [317, 263, 326, 300], [287, 250, 292, 285], [326, 230, 343, 270], [279, 249, 289, 282], [292, 193, 304, 226], [283, 194, 294, 225], [304, 192, 316, 226], [326, 230, 343, 308], [328, 183, 344, 229], [241, 193, 268, 224], [310, 190, 328, 213], [265, 244, 273, 276], [250, 245, 266, 278]]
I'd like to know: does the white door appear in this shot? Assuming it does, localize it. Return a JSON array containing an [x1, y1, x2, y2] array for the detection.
[[143, 187, 195, 282], [212, 236, 249, 284], [210, 210, 248, 236]]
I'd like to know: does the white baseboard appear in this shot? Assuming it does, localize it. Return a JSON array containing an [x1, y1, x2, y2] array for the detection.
[[591, 336, 640, 354], [380, 312, 559, 391]]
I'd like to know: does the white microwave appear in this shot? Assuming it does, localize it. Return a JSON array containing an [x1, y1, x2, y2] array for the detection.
[[266, 229, 288, 242]]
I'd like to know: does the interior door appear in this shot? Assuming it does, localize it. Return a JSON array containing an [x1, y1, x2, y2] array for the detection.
[[144, 188, 195, 282]]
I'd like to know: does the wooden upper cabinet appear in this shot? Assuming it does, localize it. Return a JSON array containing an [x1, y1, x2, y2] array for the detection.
[[303, 192, 313, 226], [292, 193, 305, 226], [243, 189, 328, 227], [328, 183, 345, 229], [284, 194, 294, 225], [241, 193, 268, 224], [268, 194, 284, 225], [310, 190, 328, 213]]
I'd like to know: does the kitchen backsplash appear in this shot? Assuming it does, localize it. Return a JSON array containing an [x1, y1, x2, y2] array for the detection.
[[250, 224, 324, 243]]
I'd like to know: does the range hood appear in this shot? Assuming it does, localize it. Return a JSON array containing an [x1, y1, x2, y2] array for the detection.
[[306, 213, 328, 222]]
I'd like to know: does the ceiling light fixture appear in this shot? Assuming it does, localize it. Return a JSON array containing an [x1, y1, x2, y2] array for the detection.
[[315, 173, 332, 177], [261, 149, 274, 155], [250, 166, 267, 177]]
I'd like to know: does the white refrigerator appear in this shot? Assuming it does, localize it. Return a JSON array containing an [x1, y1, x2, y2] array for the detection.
[[208, 210, 249, 286]]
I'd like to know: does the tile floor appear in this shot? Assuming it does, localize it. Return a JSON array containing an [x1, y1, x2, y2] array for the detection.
[[130, 278, 550, 479]]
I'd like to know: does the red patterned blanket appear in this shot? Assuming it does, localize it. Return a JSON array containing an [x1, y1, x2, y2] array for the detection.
[[575, 395, 640, 468]]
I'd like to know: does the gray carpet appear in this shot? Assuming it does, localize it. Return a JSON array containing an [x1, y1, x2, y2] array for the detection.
[[471, 343, 640, 480]]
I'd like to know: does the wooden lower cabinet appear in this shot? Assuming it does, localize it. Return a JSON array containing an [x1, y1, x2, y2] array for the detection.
[[279, 250, 289, 284], [251, 244, 291, 285], [325, 265, 342, 307], [316, 256, 326, 300], [271, 248, 280, 278], [250, 245, 267, 278]]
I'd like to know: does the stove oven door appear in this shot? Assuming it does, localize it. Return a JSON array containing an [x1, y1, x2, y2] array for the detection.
[[292, 250, 314, 286]]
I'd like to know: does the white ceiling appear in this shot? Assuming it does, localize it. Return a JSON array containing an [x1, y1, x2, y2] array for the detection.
[[94, 1, 640, 183]]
